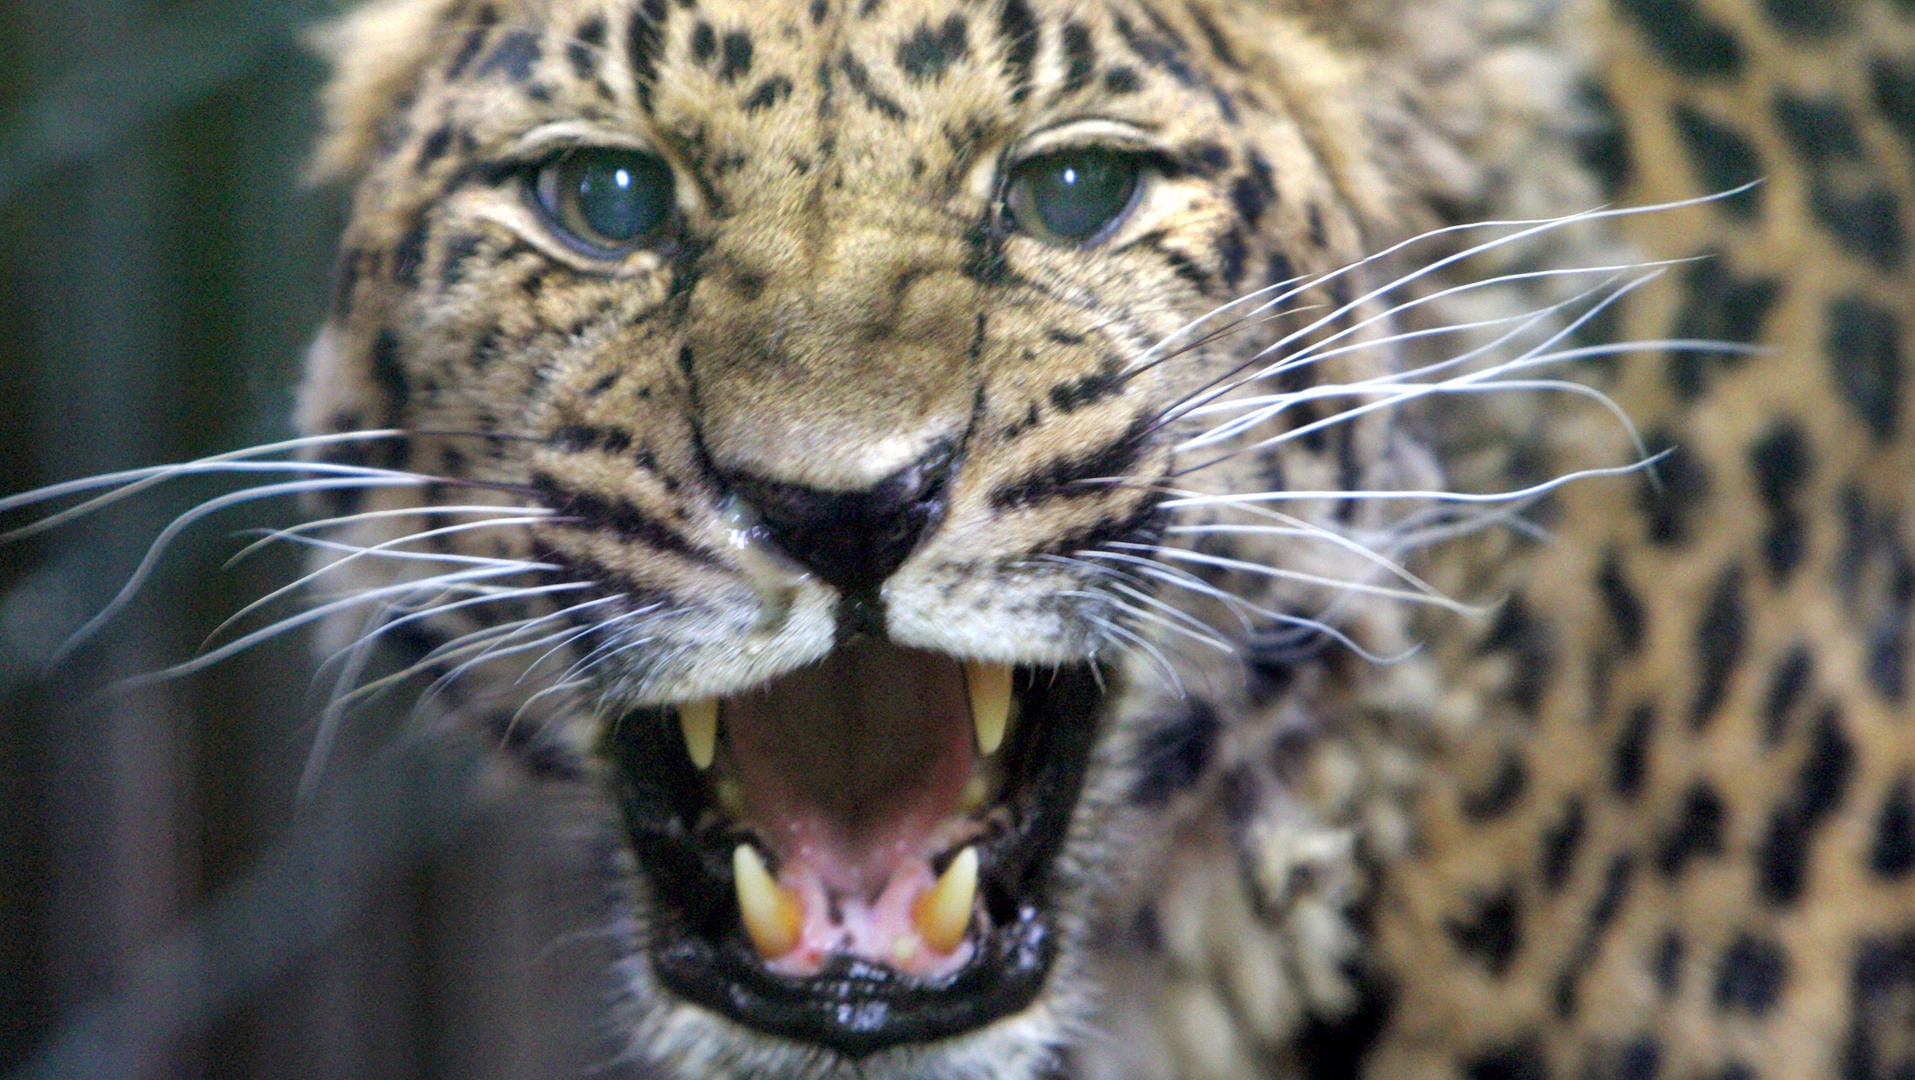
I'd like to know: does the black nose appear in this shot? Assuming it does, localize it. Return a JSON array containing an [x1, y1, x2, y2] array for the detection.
[[726, 441, 957, 596]]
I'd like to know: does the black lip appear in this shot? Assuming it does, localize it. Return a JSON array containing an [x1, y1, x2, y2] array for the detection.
[[604, 663, 1105, 1058]]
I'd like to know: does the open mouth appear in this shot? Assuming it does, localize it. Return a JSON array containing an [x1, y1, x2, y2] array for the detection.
[[604, 641, 1103, 1057]]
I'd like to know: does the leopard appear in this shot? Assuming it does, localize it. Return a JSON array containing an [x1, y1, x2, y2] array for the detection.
[[15, 0, 1909, 1076]]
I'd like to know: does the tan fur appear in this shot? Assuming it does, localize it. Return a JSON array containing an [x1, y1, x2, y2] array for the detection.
[[300, 0, 1915, 1076]]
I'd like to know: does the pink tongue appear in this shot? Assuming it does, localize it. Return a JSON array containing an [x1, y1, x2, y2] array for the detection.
[[725, 642, 976, 900]]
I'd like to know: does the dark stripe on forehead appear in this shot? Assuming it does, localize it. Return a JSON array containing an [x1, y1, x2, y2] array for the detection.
[[999, 0, 1038, 104], [627, 0, 671, 107]]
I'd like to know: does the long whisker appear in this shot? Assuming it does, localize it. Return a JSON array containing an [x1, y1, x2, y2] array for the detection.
[[54, 476, 432, 662], [206, 515, 554, 649], [1136, 186, 1758, 435], [0, 430, 411, 530], [114, 563, 544, 688], [224, 503, 557, 568]]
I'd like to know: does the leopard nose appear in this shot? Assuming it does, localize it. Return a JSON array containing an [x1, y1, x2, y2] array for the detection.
[[725, 440, 957, 596]]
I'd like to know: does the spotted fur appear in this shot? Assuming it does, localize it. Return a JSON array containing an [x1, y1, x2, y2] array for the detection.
[[284, 0, 1915, 1077]]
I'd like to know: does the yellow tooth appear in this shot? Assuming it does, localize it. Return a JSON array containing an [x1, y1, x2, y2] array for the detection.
[[733, 844, 804, 960], [913, 847, 978, 955], [679, 699, 719, 771], [966, 662, 1014, 756]]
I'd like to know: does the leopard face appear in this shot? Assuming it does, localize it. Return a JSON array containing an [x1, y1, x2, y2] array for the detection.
[[300, 0, 1574, 1075]]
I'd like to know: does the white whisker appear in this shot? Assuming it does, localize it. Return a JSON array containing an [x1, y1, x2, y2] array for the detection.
[[0, 429, 410, 530], [56, 476, 430, 663], [225, 503, 552, 567], [207, 515, 554, 649]]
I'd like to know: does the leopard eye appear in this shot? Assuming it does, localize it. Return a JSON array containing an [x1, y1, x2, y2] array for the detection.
[[1005, 148, 1143, 246], [532, 148, 675, 254]]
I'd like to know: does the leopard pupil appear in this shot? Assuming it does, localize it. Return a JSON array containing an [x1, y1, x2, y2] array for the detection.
[[555, 149, 672, 248], [1014, 149, 1138, 243]]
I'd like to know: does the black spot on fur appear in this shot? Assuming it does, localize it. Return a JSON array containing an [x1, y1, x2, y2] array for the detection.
[[1447, 884, 1523, 977], [627, 0, 669, 106], [1844, 934, 1915, 1080], [1761, 0, 1854, 37], [998, 0, 1037, 102], [1613, 0, 1744, 77], [549, 424, 634, 456], [1870, 550, 1912, 704], [719, 31, 754, 83], [1102, 67, 1141, 94], [1672, 106, 1763, 218], [1462, 749, 1530, 821], [1827, 295, 1904, 441], [1640, 434, 1711, 547], [1656, 783, 1727, 877], [438, 231, 485, 290], [1048, 360, 1124, 413], [1614, 1038, 1662, 1080], [1480, 597, 1553, 714], [1612, 705, 1655, 799], [416, 123, 456, 173], [1757, 706, 1855, 905], [480, 30, 542, 82], [1763, 644, 1813, 744], [1813, 184, 1907, 272], [1112, 12, 1199, 88], [1714, 934, 1788, 1015], [1230, 171, 1272, 229], [1653, 930, 1686, 997], [1874, 56, 1915, 155], [1872, 775, 1915, 879], [840, 52, 907, 120], [447, 6, 500, 79], [1690, 569, 1747, 729], [393, 219, 429, 288], [1185, 3, 1242, 68], [897, 15, 967, 81], [1130, 703, 1221, 806], [1541, 795, 1587, 893], [1774, 93, 1866, 163], [1667, 255, 1778, 400], [1552, 850, 1640, 1018], [566, 39, 598, 80], [1597, 552, 1646, 653], [1748, 422, 1814, 581], [691, 21, 716, 64], [744, 75, 794, 112], [370, 329, 409, 420], [1060, 21, 1095, 95], [1573, 80, 1633, 197], [1465, 1039, 1548, 1080]]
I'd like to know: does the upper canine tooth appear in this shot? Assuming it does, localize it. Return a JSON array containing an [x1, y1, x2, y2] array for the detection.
[[966, 662, 1014, 756], [679, 699, 719, 771], [912, 846, 979, 955], [733, 844, 804, 960]]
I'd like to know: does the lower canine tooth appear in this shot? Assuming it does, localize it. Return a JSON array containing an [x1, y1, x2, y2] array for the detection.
[[679, 700, 719, 770], [966, 663, 1014, 756], [733, 845, 804, 960], [913, 847, 979, 955]]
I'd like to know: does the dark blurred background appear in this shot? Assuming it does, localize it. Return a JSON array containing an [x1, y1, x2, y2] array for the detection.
[[0, 2, 621, 1076]]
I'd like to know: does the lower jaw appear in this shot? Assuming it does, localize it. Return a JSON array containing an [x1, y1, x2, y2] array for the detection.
[[606, 663, 1108, 1058]]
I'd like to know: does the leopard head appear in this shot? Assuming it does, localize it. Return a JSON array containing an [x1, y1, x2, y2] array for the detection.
[[299, 0, 1531, 1074]]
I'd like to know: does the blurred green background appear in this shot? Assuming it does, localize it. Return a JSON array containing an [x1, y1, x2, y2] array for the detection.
[[0, 3, 624, 1076]]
